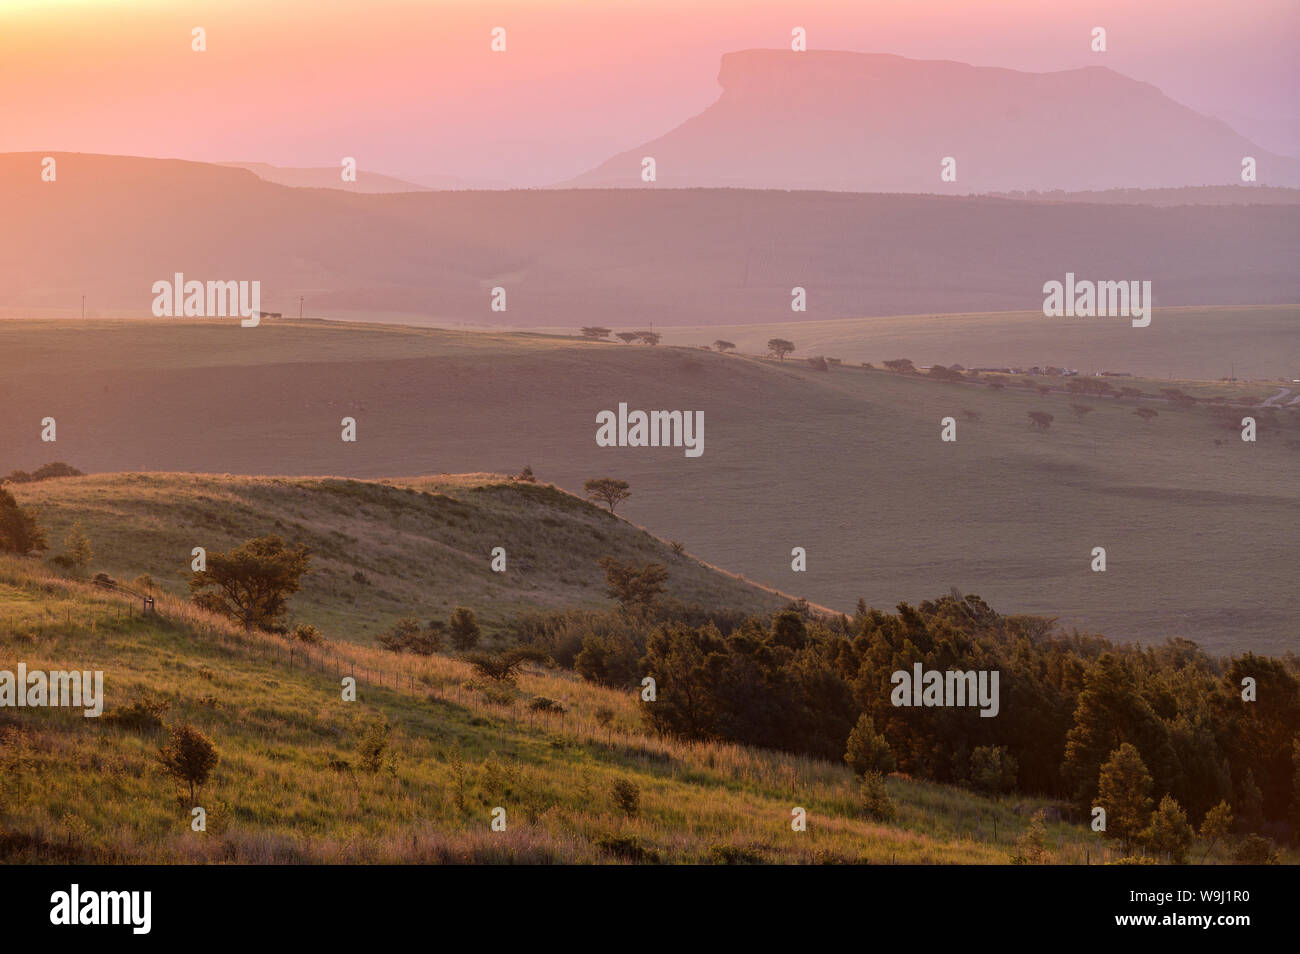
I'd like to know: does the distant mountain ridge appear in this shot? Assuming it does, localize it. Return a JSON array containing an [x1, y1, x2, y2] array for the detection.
[[2, 152, 1297, 325], [565, 50, 1300, 192], [221, 162, 432, 193]]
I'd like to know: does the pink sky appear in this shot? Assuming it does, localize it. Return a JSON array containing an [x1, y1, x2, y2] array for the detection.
[[2, 0, 1297, 185]]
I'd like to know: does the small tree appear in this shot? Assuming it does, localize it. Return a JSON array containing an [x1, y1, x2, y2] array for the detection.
[[615, 332, 640, 344], [635, 331, 662, 346], [882, 358, 915, 373], [713, 340, 736, 353], [584, 478, 631, 514], [1142, 793, 1194, 864], [611, 778, 640, 818], [1134, 407, 1159, 422], [466, 647, 543, 685], [290, 622, 324, 645], [597, 556, 668, 613], [358, 717, 394, 775], [1198, 799, 1233, 862], [448, 606, 481, 651], [158, 723, 219, 806], [1027, 411, 1054, 431], [844, 714, 895, 777], [859, 771, 896, 822], [378, 616, 425, 653], [63, 522, 93, 569], [594, 705, 616, 745], [1070, 404, 1094, 417], [580, 326, 612, 339], [1010, 809, 1050, 865], [189, 535, 311, 633], [1097, 743, 1153, 854], [0, 488, 46, 555], [767, 338, 795, 361], [806, 355, 829, 372]]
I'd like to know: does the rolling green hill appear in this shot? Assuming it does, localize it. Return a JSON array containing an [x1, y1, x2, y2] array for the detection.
[[654, 305, 1300, 383], [10, 473, 791, 641], [1, 555, 1103, 864], [3, 317, 1297, 653]]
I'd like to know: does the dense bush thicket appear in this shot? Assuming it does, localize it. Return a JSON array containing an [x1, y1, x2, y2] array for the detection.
[[543, 592, 1300, 839]]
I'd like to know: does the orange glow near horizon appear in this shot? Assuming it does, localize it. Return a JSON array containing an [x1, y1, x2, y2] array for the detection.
[[2, 0, 1297, 184]]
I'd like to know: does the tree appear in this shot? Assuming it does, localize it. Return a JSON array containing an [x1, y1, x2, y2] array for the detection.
[[611, 778, 640, 818], [0, 488, 46, 555], [158, 723, 219, 806], [767, 338, 795, 360], [929, 365, 964, 382], [806, 355, 829, 371], [465, 647, 543, 684], [1198, 799, 1233, 861], [63, 522, 93, 569], [359, 717, 394, 774], [882, 358, 915, 373], [189, 535, 311, 633], [844, 713, 895, 776], [1011, 809, 1051, 864], [378, 616, 442, 655], [448, 606, 481, 651], [579, 326, 612, 339], [615, 332, 640, 344], [859, 771, 896, 822], [584, 478, 631, 514], [635, 331, 662, 346], [598, 556, 668, 612], [1027, 411, 1054, 431], [713, 340, 736, 353], [1063, 653, 1176, 808], [970, 745, 1019, 794], [594, 705, 616, 745], [1097, 743, 1154, 853], [575, 632, 640, 687], [1142, 794, 1194, 863], [291, 622, 324, 645]]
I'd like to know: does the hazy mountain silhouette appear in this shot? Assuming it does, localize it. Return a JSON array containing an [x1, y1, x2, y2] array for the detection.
[[2, 152, 1297, 325], [564, 50, 1300, 192], [221, 162, 432, 193]]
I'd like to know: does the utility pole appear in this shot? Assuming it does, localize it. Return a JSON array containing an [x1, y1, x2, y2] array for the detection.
[[299, 296, 304, 319], [81, 295, 85, 319]]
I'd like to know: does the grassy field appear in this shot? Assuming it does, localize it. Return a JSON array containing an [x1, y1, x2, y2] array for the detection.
[[2, 555, 1239, 865], [653, 305, 1300, 383], [3, 317, 1297, 654], [10, 473, 791, 641]]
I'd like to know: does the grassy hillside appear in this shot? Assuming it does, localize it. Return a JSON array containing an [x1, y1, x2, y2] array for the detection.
[[4, 154, 1298, 325], [10, 473, 791, 641], [3, 318, 1297, 653], [655, 305, 1300, 383], [0, 556, 1109, 864]]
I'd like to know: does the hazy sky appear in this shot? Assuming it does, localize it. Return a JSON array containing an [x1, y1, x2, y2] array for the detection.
[[2, 0, 1296, 185]]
